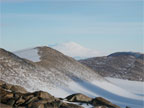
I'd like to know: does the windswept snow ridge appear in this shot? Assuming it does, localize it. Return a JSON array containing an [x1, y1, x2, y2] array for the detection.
[[14, 48, 40, 62], [40, 79, 144, 108]]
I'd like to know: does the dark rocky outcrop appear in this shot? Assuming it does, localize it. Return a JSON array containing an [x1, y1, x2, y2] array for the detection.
[[0, 80, 27, 94], [65, 93, 121, 108], [0, 81, 83, 108], [10, 85, 28, 94], [66, 93, 92, 103], [60, 102, 83, 108], [91, 97, 120, 108]]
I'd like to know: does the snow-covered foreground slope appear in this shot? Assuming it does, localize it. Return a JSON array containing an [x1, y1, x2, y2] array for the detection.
[[40, 79, 143, 108], [106, 77, 144, 96]]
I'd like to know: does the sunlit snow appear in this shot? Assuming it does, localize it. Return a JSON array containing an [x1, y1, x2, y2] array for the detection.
[[14, 48, 40, 62], [24, 79, 144, 108], [50, 42, 103, 59]]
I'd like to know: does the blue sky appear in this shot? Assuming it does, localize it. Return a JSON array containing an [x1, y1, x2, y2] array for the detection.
[[0, 0, 143, 54]]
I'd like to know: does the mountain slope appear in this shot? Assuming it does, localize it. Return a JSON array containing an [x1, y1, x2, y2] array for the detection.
[[79, 52, 144, 81], [36, 46, 103, 81], [0, 48, 69, 90], [0, 48, 144, 108], [1, 47, 104, 91]]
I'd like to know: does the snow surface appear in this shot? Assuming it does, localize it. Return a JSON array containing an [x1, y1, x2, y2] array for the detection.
[[27, 79, 144, 108], [14, 48, 40, 62], [106, 77, 144, 96], [50, 42, 103, 59]]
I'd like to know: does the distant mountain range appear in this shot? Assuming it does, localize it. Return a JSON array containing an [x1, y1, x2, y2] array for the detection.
[[79, 52, 144, 81], [0, 47, 143, 108]]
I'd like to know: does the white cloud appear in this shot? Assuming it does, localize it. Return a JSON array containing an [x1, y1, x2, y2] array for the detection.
[[50, 42, 103, 59]]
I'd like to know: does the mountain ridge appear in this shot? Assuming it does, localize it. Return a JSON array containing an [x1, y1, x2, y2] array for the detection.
[[0, 47, 143, 108], [79, 52, 144, 81]]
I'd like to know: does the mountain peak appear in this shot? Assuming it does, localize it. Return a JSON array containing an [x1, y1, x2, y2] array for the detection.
[[50, 42, 102, 59]]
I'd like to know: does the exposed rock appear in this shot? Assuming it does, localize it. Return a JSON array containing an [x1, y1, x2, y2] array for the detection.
[[60, 103, 83, 108], [24, 96, 39, 105], [0, 80, 6, 86], [28, 101, 45, 108], [44, 100, 62, 108], [66, 93, 92, 103], [6, 98, 15, 106], [22, 93, 35, 101], [0, 81, 85, 108], [0, 87, 9, 97], [10, 85, 27, 93], [0, 80, 27, 94], [33, 91, 56, 101], [1, 83, 12, 90], [0, 103, 12, 108], [60, 102, 84, 108], [65, 94, 121, 108], [0, 88, 14, 105], [14, 96, 26, 106], [91, 97, 120, 108]]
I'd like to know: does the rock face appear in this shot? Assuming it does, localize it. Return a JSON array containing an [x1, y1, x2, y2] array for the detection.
[[0, 80, 27, 93], [0, 103, 13, 108], [79, 52, 144, 81], [65, 93, 121, 108], [66, 93, 92, 103], [0, 81, 83, 108], [91, 97, 120, 108]]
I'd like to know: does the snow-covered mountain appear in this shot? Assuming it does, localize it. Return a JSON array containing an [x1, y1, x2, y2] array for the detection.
[[79, 52, 144, 81], [49, 42, 102, 59], [0, 48, 144, 108]]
